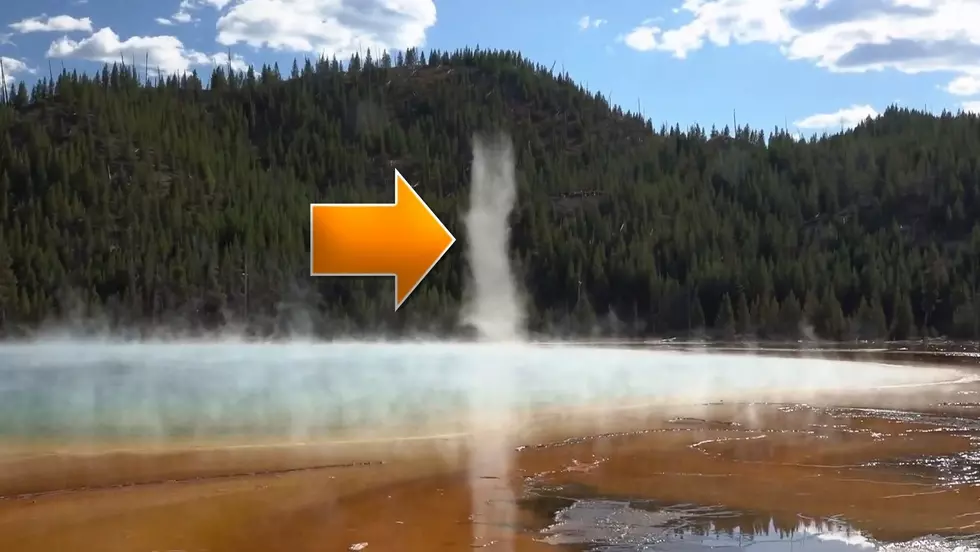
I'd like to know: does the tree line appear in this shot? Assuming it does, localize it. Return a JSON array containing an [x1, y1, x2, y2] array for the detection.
[[1, 47, 979, 340]]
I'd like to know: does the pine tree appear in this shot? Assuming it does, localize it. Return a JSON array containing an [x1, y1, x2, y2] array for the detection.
[[735, 292, 751, 336], [891, 291, 916, 340], [778, 292, 803, 339], [0, 238, 16, 329], [690, 296, 705, 331], [0, 51, 977, 338], [715, 293, 736, 337]]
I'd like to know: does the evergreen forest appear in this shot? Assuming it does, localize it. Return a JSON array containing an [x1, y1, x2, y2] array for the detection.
[[1, 47, 980, 341]]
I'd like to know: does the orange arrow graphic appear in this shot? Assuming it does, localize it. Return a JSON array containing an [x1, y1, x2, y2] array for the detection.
[[310, 169, 456, 310]]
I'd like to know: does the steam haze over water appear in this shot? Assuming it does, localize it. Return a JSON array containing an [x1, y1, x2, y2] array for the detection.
[[1, 132, 979, 551], [0, 132, 973, 446], [0, 340, 972, 442]]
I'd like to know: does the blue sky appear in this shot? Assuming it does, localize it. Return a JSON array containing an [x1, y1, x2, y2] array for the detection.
[[2, 0, 979, 134]]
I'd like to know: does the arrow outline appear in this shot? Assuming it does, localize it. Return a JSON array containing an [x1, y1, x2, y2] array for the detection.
[[309, 169, 457, 311]]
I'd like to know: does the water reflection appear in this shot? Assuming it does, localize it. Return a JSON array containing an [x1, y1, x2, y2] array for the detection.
[[534, 498, 980, 552], [519, 395, 980, 551]]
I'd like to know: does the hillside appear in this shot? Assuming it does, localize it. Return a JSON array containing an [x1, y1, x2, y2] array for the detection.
[[1, 47, 980, 340]]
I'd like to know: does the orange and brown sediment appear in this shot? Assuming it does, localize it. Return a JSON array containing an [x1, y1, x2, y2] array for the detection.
[[521, 402, 980, 543], [1, 384, 979, 551]]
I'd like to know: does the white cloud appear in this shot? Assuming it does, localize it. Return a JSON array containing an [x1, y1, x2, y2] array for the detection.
[[172, 11, 195, 23], [47, 28, 198, 74], [45, 27, 238, 76], [156, 0, 232, 26], [794, 104, 879, 129], [621, 25, 661, 51], [945, 74, 980, 96], [168, 0, 198, 24], [215, 0, 437, 58], [0, 56, 34, 86], [201, 0, 232, 8], [962, 101, 980, 114], [624, 0, 980, 95], [9, 14, 93, 34], [209, 51, 249, 73], [578, 16, 607, 30], [161, 0, 223, 25]]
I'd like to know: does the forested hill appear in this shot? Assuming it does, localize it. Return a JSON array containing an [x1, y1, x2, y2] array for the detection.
[[1, 47, 980, 340]]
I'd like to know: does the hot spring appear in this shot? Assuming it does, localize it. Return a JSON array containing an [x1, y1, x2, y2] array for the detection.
[[0, 340, 970, 443], [2, 132, 979, 552]]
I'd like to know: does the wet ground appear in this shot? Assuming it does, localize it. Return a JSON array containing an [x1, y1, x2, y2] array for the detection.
[[519, 396, 980, 550], [1, 346, 979, 551]]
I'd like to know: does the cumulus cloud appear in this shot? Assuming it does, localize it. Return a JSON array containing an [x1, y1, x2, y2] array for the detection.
[[214, 0, 436, 58], [47, 28, 199, 74], [45, 27, 246, 76], [157, 0, 227, 25], [622, 24, 660, 51], [624, 0, 980, 95], [165, 0, 198, 24], [0, 56, 33, 86], [962, 101, 980, 114], [9, 14, 93, 34], [945, 74, 980, 96], [210, 51, 249, 72], [578, 15, 607, 30], [201, 0, 233, 8], [794, 104, 879, 129]]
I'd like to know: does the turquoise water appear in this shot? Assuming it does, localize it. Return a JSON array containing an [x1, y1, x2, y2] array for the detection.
[[0, 340, 971, 441]]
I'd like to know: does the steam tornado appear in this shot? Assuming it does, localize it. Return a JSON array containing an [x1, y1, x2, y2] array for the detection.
[[462, 133, 524, 341], [462, 132, 522, 550]]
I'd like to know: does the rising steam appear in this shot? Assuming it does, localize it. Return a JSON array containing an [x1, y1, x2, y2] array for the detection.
[[1, 133, 978, 551], [462, 132, 523, 549], [462, 133, 525, 341]]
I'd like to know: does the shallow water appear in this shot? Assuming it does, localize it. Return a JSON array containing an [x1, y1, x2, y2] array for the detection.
[[520, 397, 980, 552], [536, 500, 980, 552], [2, 342, 980, 552], [0, 341, 971, 441]]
